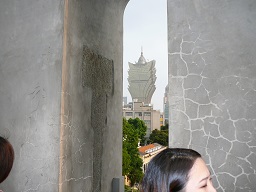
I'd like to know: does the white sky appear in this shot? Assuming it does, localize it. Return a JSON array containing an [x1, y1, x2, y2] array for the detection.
[[123, 0, 168, 112]]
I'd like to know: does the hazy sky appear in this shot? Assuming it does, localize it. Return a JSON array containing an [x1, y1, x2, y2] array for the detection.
[[123, 0, 168, 112]]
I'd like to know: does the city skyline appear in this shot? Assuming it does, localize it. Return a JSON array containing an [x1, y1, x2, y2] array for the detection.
[[123, 0, 168, 112]]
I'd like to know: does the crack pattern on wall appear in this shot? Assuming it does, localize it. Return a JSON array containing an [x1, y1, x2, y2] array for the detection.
[[168, 17, 256, 191], [59, 91, 93, 190], [18, 84, 60, 192]]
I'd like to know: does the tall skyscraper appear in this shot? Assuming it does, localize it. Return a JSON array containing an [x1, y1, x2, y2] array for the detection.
[[128, 51, 156, 104], [123, 96, 127, 106], [163, 85, 169, 125]]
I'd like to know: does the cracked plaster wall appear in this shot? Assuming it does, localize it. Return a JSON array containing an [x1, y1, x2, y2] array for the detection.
[[0, 0, 127, 191], [167, 1, 256, 191]]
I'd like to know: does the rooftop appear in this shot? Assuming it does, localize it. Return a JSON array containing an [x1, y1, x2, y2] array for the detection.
[[139, 143, 164, 155], [137, 51, 146, 64]]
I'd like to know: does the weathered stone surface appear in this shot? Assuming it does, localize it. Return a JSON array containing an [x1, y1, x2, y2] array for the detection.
[[0, 0, 126, 191], [168, 0, 256, 191]]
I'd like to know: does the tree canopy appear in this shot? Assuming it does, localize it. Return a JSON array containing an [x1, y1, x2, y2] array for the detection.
[[128, 118, 147, 145], [149, 129, 168, 146], [160, 123, 169, 132], [122, 118, 145, 186]]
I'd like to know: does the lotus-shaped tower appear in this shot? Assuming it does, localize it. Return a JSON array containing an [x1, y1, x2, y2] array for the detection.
[[128, 51, 156, 104]]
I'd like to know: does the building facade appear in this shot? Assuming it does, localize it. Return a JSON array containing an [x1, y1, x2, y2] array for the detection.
[[160, 113, 164, 127], [163, 85, 169, 125], [123, 101, 161, 137], [128, 52, 156, 104], [138, 143, 167, 173], [123, 96, 127, 106], [124, 51, 160, 137]]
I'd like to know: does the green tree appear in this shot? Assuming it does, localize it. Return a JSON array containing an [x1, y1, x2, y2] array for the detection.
[[128, 150, 143, 186], [125, 185, 139, 192], [122, 118, 145, 187], [122, 118, 136, 176], [127, 118, 147, 139], [160, 123, 169, 132], [128, 118, 147, 146], [122, 146, 131, 176], [149, 129, 168, 146]]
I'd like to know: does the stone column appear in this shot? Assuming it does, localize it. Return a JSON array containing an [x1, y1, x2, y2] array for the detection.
[[0, 0, 127, 191], [168, 1, 256, 191]]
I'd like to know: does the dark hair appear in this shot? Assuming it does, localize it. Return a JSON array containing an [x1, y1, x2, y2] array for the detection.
[[0, 136, 14, 183], [141, 148, 201, 192]]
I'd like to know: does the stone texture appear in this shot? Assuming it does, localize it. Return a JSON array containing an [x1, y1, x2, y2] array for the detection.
[[168, 0, 256, 191], [0, 1, 63, 191], [0, 0, 127, 191], [1, 0, 256, 191]]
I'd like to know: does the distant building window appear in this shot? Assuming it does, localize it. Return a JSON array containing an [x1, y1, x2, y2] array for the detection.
[[135, 112, 142, 117], [144, 112, 151, 116], [125, 112, 133, 116], [144, 120, 151, 124], [145, 146, 161, 153]]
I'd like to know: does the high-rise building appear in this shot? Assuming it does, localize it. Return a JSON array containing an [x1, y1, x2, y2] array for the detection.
[[160, 113, 164, 127], [128, 51, 156, 104], [163, 85, 169, 125], [124, 51, 160, 137], [123, 96, 127, 106]]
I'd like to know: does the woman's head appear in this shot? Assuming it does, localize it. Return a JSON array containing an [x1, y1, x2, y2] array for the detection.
[[141, 148, 216, 192], [0, 136, 14, 183]]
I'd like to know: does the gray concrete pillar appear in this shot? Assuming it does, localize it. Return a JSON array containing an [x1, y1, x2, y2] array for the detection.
[[0, 0, 127, 191], [168, 1, 256, 191]]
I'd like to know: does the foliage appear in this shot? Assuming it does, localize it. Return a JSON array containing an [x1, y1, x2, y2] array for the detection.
[[128, 155, 143, 186], [122, 118, 145, 186], [149, 129, 168, 146], [128, 118, 147, 143], [160, 123, 169, 132], [122, 118, 136, 176], [122, 146, 131, 176], [125, 185, 139, 192]]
